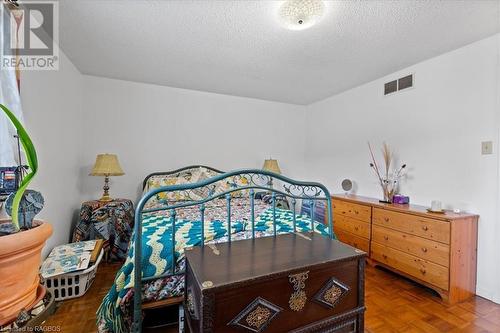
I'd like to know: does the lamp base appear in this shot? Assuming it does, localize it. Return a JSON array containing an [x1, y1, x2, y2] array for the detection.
[[98, 195, 113, 202], [99, 175, 113, 202]]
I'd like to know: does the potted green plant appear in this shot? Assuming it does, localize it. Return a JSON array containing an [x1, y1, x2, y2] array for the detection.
[[0, 103, 52, 326]]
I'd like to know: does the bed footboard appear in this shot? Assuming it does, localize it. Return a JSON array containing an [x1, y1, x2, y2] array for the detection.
[[131, 169, 334, 333]]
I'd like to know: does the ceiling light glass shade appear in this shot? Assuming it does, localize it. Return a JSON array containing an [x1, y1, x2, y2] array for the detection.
[[278, 0, 325, 30]]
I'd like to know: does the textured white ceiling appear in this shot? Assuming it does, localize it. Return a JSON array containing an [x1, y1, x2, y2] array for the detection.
[[58, 0, 500, 105]]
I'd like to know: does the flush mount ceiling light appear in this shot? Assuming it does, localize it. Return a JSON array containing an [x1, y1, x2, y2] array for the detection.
[[278, 0, 325, 31]]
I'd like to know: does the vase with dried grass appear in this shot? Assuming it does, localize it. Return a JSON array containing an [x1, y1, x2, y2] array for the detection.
[[368, 142, 406, 203]]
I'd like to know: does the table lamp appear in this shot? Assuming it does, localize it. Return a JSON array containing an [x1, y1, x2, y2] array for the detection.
[[262, 158, 281, 187], [90, 154, 124, 202]]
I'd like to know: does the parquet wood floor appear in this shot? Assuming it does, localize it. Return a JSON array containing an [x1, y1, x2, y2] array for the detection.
[[41, 263, 500, 332]]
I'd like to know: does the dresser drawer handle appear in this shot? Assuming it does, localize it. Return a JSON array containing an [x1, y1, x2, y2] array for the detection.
[[384, 217, 389, 222], [383, 236, 389, 241], [421, 247, 428, 253], [382, 254, 388, 260], [354, 226, 359, 231], [422, 226, 429, 231], [354, 210, 359, 214], [420, 268, 426, 275]]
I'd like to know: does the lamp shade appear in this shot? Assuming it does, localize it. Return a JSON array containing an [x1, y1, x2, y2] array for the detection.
[[90, 154, 124, 176], [262, 159, 281, 174]]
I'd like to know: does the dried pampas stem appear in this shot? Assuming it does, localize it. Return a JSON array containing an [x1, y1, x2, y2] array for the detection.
[[368, 142, 407, 203], [368, 142, 383, 186]]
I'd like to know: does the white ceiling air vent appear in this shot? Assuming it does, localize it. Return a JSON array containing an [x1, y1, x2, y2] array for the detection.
[[384, 74, 413, 95]]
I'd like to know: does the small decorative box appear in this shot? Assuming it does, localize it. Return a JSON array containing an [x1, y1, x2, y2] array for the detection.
[[392, 194, 410, 204]]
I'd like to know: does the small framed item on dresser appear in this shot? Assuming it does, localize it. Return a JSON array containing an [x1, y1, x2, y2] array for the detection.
[[184, 233, 366, 333]]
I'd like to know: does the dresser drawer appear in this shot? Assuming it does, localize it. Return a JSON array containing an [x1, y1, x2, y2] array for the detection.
[[371, 242, 449, 290], [334, 215, 371, 239], [333, 200, 371, 223], [372, 225, 450, 267], [334, 228, 370, 253], [372, 208, 450, 244]]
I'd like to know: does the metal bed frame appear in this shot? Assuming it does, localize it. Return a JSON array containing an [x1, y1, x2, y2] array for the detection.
[[132, 168, 334, 332]]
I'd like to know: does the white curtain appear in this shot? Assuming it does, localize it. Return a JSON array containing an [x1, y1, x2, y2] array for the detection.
[[0, 7, 24, 167]]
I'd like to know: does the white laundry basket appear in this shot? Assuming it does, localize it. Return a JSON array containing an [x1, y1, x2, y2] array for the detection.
[[42, 249, 104, 301]]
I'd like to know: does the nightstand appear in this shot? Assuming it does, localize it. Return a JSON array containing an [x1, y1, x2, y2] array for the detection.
[[72, 199, 134, 262]]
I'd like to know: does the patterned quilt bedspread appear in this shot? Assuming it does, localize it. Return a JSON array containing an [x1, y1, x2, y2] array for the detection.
[[97, 197, 330, 333]]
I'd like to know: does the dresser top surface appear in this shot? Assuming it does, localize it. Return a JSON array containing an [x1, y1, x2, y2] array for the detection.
[[332, 194, 478, 221], [185, 233, 364, 289]]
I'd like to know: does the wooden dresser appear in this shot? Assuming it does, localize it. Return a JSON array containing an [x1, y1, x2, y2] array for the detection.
[[332, 194, 478, 304], [184, 233, 366, 332]]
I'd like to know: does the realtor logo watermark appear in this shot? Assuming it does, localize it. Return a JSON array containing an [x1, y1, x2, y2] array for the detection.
[[1, 0, 59, 70]]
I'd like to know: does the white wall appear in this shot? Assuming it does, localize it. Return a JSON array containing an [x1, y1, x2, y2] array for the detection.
[[80, 76, 306, 201], [21, 49, 83, 257], [304, 34, 500, 302]]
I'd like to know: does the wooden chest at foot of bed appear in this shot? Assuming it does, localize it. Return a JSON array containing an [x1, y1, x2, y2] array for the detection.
[[184, 233, 366, 333]]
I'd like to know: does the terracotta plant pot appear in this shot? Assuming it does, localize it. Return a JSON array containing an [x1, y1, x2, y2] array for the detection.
[[0, 220, 52, 326]]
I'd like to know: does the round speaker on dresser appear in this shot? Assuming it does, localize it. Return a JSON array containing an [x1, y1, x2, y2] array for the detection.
[[341, 179, 353, 194]]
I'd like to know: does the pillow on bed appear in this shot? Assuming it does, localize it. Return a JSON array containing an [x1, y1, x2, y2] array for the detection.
[[145, 167, 216, 190], [143, 167, 253, 210], [189, 170, 216, 199], [144, 167, 219, 208], [212, 175, 251, 198]]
